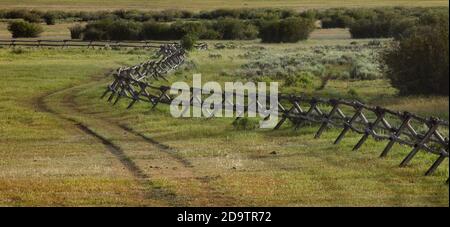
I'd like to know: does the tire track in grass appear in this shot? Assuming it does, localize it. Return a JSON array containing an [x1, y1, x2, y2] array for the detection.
[[34, 75, 184, 206], [48, 77, 239, 206], [118, 124, 193, 168]]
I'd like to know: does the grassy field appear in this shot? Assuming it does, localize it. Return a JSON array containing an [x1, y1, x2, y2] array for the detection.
[[0, 0, 448, 11], [0, 37, 448, 206]]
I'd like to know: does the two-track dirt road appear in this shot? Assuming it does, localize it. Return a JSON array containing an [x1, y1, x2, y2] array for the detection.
[[34, 75, 237, 206]]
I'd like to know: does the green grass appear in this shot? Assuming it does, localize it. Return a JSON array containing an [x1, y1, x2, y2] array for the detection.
[[0, 0, 448, 11], [0, 39, 448, 206], [0, 48, 164, 206]]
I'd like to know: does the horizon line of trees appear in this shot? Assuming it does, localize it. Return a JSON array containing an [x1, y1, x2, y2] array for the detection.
[[2, 7, 448, 39]]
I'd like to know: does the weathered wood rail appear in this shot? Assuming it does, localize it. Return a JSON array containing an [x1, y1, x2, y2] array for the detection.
[[101, 45, 449, 183], [0, 39, 209, 49]]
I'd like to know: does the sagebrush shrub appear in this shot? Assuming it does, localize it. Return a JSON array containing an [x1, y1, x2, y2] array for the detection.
[[349, 59, 381, 80], [7, 20, 43, 38], [69, 24, 84, 39]]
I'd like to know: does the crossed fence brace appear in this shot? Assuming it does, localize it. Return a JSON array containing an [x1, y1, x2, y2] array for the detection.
[[101, 45, 449, 183], [101, 44, 187, 105]]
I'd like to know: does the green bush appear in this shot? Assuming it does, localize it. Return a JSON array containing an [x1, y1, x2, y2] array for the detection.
[[140, 21, 173, 40], [180, 34, 197, 50], [22, 13, 42, 23], [171, 21, 207, 38], [7, 20, 43, 38], [69, 24, 84, 39], [82, 27, 105, 40], [4, 9, 42, 23], [107, 20, 142, 40], [4, 9, 30, 19], [213, 18, 258, 40], [321, 14, 354, 28], [199, 29, 221, 39], [349, 17, 393, 38], [82, 19, 142, 40], [43, 12, 57, 25], [382, 19, 449, 95], [259, 17, 315, 43]]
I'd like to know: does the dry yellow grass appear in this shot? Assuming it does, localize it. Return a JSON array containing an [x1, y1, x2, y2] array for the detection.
[[0, 0, 448, 11]]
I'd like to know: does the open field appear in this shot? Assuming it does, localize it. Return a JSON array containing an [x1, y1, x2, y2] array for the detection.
[[0, 38, 448, 206], [0, 0, 448, 11]]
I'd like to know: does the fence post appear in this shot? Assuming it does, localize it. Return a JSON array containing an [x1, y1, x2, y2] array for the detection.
[[400, 118, 440, 167], [379, 112, 412, 157], [352, 106, 386, 151], [314, 99, 339, 139], [334, 101, 363, 145]]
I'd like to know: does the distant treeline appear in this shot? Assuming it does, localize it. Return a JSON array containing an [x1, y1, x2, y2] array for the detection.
[[318, 7, 449, 39], [0, 8, 304, 23], [69, 17, 315, 43], [2, 7, 448, 41]]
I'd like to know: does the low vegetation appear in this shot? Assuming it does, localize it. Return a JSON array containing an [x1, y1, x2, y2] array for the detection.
[[235, 42, 382, 87], [259, 18, 315, 43], [7, 20, 43, 38], [2, 7, 448, 41]]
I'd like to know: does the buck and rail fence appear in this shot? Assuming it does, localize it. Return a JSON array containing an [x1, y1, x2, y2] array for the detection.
[[100, 44, 448, 184], [0, 39, 208, 49]]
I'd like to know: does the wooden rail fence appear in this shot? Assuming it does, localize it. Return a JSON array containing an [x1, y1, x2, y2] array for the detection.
[[0, 39, 208, 50], [101, 44, 449, 183]]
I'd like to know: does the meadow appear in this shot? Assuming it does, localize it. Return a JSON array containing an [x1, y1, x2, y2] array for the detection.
[[0, 37, 448, 206], [0, 0, 448, 207]]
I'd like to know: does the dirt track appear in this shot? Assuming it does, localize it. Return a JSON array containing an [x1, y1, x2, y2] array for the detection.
[[34, 74, 237, 206]]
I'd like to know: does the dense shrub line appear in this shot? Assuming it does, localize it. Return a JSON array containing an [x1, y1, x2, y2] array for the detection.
[[0, 8, 299, 23], [77, 18, 259, 41], [1, 7, 446, 24], [76, 17, 315, 43], [2, 7, 447, 40], [258, 18, 315, 43]]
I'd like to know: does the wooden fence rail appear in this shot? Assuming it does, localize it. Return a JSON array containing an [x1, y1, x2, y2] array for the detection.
[[0, 39, 192, 49], [101, 44, 449, 183]]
